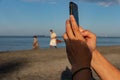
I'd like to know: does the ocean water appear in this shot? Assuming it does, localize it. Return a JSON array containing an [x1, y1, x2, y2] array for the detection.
[[0, 36, 65, 51], [0, 36, 120, 51]]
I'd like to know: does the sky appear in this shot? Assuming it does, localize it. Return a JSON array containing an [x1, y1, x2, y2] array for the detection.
[[0, 0, 120, 36]]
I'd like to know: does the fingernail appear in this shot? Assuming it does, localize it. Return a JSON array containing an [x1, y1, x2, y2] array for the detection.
[[70, 15, 72, 17]]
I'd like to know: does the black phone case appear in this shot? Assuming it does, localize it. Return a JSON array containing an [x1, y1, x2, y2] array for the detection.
[[69, 2, 79, 26]]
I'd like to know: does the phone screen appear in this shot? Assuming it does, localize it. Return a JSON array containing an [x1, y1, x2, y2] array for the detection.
[[69, 2, 79, 26]]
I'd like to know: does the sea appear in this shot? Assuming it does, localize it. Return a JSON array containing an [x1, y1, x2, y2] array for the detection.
[[0, 36, 120, 51]]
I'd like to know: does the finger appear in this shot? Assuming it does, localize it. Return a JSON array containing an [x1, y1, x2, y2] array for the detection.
[[66, 19, 75, 39], [63, 33, 68, 40], [81, 30, 96, 40], [70, 15, 79, 29], [63, 33, 70, 45], [70, 15, 84, 40], [70, 15, 79, 36]]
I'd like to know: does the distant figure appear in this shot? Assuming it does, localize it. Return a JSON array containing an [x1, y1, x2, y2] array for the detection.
[[49, 29, 57, 48], [33, 35, 39, 49]]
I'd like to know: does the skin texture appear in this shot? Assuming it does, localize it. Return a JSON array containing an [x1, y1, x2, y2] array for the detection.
[[63, 15, 120, 80], [63, 15, 92, 80], [91, 50, 120, 80]]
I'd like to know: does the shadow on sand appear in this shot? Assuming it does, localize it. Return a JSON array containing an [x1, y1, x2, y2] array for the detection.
[[0, 58, 28, 79]]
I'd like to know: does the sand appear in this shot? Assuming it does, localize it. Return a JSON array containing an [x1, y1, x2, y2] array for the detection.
[[0, 46, 120, 80]]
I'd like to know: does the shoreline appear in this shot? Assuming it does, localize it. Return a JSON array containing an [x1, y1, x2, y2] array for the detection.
[[0, 46, 120, 80], [0, 45, 120, 52]]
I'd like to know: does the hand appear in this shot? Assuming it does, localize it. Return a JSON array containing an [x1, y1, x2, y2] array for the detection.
[[63, 15, 92, 72]]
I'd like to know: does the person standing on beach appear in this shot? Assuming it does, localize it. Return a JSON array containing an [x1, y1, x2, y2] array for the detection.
[[33, 35, 39, 49], [49, 29, 57, 48]]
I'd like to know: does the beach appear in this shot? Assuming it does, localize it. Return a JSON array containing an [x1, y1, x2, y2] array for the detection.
[[0, 46, 120, 80]]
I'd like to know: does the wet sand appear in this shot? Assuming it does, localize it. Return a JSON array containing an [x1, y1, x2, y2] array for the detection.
[[0, 46, 120, 80]]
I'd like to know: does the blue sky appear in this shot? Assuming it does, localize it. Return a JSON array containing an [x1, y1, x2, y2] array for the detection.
[[0, 0, 120, 36]]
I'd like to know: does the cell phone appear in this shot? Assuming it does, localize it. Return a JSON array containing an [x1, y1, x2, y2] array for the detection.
[[69, 2, 79, 26]]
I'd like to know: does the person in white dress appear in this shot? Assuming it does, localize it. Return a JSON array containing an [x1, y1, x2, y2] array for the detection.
[[49, 29, 57, 48]]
